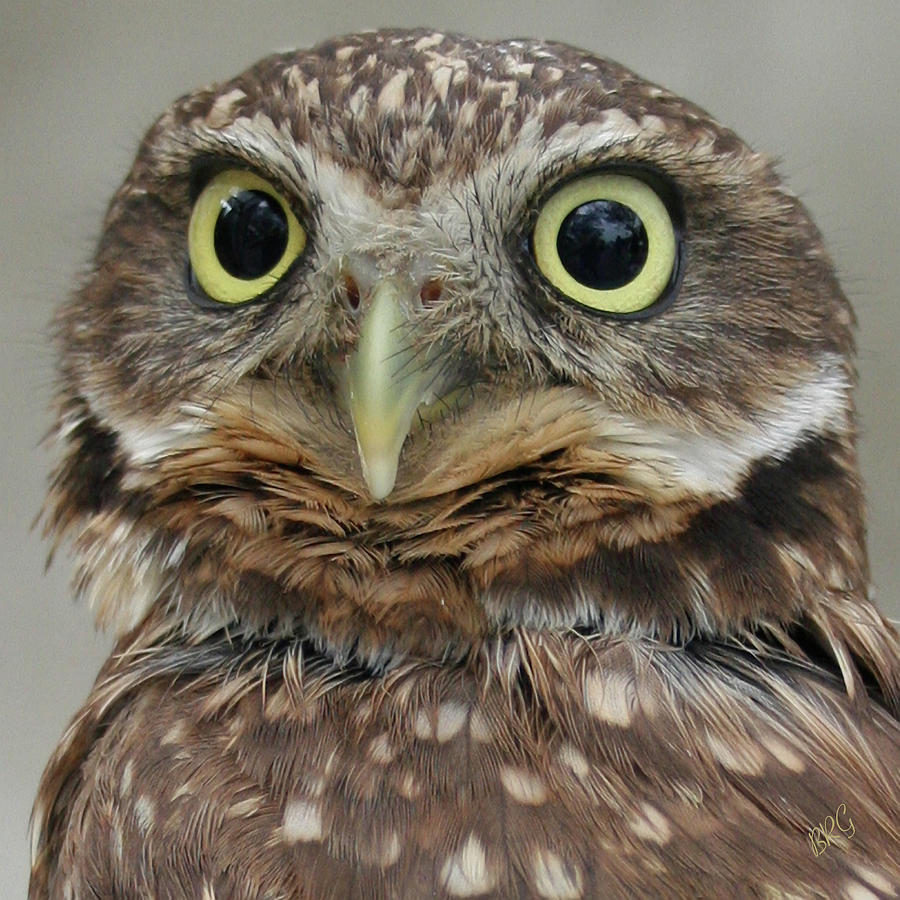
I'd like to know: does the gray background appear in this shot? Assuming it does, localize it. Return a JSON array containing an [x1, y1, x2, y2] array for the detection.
[[2, 0, 897, 894]]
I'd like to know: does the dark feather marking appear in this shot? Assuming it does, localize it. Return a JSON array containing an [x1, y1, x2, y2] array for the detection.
[[52, 404, 124, 517]]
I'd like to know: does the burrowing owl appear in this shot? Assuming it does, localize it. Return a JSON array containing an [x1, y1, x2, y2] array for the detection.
[[31, 29, 900, 899]]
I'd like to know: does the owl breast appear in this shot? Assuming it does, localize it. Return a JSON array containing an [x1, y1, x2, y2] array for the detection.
[[32, 621, 900, 899]]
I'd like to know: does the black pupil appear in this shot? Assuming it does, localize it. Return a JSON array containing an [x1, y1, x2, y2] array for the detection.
[[213, 190, 288, 280], [556, 200, 648, 290]]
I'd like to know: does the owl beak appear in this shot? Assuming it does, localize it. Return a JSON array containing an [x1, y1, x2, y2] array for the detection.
[[345, 278, 442, 501]]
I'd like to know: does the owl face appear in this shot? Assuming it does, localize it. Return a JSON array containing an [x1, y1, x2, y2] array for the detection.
[[50, 30, 863, 661]]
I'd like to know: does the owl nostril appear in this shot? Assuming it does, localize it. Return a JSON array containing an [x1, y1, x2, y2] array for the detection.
[[343, 275, 361, 311], [419, 279, 443, 307]]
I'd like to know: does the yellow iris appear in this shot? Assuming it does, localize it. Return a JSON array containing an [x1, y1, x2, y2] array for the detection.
[[532, 173, 677, 314], [188, 169, 306, 305]]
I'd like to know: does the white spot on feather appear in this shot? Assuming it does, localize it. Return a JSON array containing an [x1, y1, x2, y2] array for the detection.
[[707, 733, 766, 776], [368, 732, 395, 763], [377, 70, 408, 113], [530, 848, 584, 899], [161, 720, 187, 746], [504, 59, 534, 77], [205, 88, 246, 127], [436, 702, 468, 741], [558, 743, 591, 779], [282, 800, 323, 843], [226, 795, 264, 818], [414, 32, 445, 51], [628, 803, 672, 845], [359, 829, 403, 868], [441, 833, 496, 896], [395, 771, 420, 799], [120, 760, 134, 797], [431, 66, 453, 102], [414, 709, 432, 739], [456, 100, 479, 129], [348, 86, 370, 117], [134, 795, 156, 833], [378, 831, 402, 868], [500, 766, 547, 805], [761, 734, 806, 773], [171, 781, 194, 801], [639, 114, 668, 134], [843, 882, 881, 900], [584, 670, 635, 727], [849, 864, 896, 896], [424, 51, 468, 81], [415, 702, 467, 741]]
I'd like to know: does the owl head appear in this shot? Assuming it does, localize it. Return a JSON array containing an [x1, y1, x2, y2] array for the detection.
[[46, 30, 890, 684]]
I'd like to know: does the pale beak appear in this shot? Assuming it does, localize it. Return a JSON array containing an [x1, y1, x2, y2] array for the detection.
[[346, 279, 443, 501]]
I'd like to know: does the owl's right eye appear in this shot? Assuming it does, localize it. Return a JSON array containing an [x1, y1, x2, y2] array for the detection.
[[188, 170, 307, 305]]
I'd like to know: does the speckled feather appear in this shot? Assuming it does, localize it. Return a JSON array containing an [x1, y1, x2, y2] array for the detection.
[[32, 29, 900, 899]]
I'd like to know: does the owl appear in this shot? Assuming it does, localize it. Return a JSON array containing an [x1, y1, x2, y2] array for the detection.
[[30, 28, 900, 899]]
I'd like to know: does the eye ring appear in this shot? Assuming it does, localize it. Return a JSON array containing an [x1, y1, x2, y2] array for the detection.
[[532, 172, 678, 315], [188, 169, 307, 305]]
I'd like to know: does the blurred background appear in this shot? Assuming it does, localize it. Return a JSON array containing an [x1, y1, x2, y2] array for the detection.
[[2, 0, 897, 893]]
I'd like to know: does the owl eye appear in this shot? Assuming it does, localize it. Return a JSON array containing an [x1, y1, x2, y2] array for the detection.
[[532, 173, 678, 315], [188, 170, 307, 305]]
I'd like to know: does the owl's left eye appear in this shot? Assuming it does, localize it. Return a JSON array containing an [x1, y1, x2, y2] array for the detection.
[[188, 170, 306, 305], [531, 172, 678, 315]]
